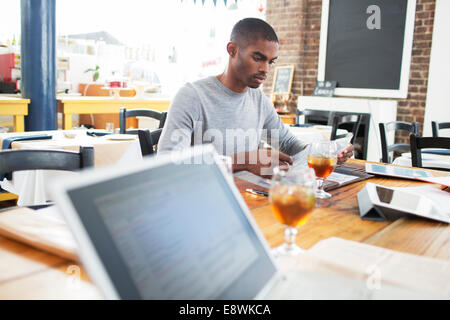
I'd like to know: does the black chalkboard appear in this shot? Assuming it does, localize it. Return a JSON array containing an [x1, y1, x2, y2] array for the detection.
[[324, 0, 408, 90], [272, 65, 294, 94]]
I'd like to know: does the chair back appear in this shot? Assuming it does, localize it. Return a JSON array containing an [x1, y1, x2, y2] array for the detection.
[[119, 107, 167, 134], [0, 146, 94, 175], [330, 114, 361, 143], [296, 109, 333, 125], [410, 134, 450, 171], [379, 121, 419, 163], [431, 121, 450, 137], [137, 129, 163, 156]]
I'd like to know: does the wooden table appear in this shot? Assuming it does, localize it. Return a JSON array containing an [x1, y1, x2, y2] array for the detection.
[[57, 97, 171, 130], [0, 96, 29, 132], [245, 165, 449, 261], [0, 159, 448, 299]]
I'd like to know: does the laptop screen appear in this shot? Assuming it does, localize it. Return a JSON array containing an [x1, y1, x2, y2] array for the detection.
[[65, 159, 277, 299]]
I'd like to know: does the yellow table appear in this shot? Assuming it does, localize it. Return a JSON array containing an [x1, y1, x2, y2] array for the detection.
[[0, 97, 29, 132], [57, 97, 171, 130]]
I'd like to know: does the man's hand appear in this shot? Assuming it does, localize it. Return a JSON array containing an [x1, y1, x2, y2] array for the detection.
[[232, 149, 293, 178], [337, 144, 354, 165]]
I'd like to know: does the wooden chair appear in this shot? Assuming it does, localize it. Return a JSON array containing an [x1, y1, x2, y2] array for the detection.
[[330, 113, 361, 144], [379, 121, 420, 163], [296, 109, 333, 126], [410, 134, 450, 171], [0, 147, 94, 206], [431, 121, 450, 137], [119, 107, 167, 134], [0, 147, 94, 174], [137, 129, 163, 156]]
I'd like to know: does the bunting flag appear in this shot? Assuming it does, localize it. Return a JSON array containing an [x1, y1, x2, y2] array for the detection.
[[181, 0, 237, 6]]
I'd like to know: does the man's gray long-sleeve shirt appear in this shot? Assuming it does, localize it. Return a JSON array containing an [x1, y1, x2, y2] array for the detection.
[[158, 76, 306, 156]]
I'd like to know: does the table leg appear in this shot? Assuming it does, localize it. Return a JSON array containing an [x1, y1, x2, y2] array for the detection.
[[13, 115, 25, 132], [64, 113, 72, 130]]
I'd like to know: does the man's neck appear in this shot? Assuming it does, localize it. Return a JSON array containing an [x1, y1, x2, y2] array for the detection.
[[216, 72, 248, 93]]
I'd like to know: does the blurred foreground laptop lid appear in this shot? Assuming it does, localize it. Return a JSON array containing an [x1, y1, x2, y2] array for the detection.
[[50, 144, 280, 299]]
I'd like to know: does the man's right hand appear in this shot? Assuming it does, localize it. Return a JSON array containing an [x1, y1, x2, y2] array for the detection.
[[231, 149, 293, 178]]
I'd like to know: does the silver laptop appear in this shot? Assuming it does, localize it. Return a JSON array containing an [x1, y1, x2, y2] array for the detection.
[[50, 145, 284, 299]]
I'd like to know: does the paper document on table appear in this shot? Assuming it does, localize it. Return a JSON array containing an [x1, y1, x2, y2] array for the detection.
[[334, 133, 353, 153], [266, 265, 432, 299], [0, 206, 78, 261], [265, 237, 450, 299], [267, 237, 450, 299], [302, 237, 450, 298], [233, 171, 271, 189], [291, 150, 307, 167], [326, 172, 360, 185]]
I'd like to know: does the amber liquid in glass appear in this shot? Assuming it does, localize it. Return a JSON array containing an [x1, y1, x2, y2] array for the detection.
[[269, 185, 315, 227], [307, 155, 337, 178]]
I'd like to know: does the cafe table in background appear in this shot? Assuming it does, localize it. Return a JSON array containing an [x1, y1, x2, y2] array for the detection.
[[57, 96, 171, 130], [393, 152, 450, 170], [0, 96, 29, 132], [0, 129, 143, 206]]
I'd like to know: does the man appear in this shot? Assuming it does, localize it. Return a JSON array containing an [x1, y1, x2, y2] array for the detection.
[[158, 18, 353, 177]]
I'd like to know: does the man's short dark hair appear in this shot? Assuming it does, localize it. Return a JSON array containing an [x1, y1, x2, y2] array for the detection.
[[230, 18, 278, 47]]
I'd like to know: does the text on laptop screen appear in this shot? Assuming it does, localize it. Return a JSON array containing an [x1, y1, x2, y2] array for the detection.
[[67, 161, 276, 299]]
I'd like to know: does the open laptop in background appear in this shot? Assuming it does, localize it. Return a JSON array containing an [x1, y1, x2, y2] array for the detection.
[[50, 144, 428, 300]]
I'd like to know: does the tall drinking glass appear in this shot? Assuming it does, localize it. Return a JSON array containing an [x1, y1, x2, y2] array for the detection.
[[307, 141, 338, 199], [269, 166, 316, 257]]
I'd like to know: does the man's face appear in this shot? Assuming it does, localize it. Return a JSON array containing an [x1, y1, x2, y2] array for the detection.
[[231, 38, 278, 89]]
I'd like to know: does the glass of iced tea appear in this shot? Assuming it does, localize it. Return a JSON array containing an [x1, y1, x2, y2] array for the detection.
[[307, 141, 338, 199], [269, 166, 316, 257]]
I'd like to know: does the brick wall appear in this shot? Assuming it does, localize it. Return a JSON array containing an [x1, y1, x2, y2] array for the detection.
[[264, 0, 436, 144]]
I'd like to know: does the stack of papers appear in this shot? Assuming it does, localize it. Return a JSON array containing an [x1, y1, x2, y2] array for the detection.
[[0, 206, 78, 261], [326, 171, 361, 185], [234, 166, 365, 191], [268, 237, 450, 299]]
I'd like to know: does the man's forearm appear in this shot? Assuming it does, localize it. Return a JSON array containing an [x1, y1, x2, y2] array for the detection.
[[230, 152, 249, 173]]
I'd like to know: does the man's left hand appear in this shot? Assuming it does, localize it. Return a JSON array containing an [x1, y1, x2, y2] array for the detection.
[[337, 144, 354, 165]]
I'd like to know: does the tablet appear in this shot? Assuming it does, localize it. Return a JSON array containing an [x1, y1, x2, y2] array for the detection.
[[362, 183, 449, 224], [365, 163, 432, 180]]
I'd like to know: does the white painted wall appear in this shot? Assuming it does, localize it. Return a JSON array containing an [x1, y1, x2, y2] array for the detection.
[[423, 0, 450, 137]]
